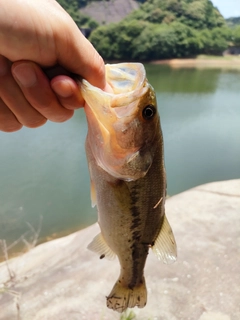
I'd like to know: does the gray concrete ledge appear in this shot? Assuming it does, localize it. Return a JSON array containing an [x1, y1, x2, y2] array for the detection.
[[0, 179, 240, 320]]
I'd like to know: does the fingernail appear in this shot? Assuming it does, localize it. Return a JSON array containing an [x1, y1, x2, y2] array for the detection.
[[12, 63, 37, 87], [51, 80, 73, 98]]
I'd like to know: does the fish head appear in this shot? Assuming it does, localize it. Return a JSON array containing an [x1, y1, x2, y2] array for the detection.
[[81, 63, 161, 181]]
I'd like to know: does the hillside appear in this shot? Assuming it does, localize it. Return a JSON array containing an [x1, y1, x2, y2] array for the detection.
[[56, 0, 240, 60], [81, 0, 139, 24], [81, 0, 226, 29], [226, 17, 240, 28], [57, 0, 143, 26], [58, 0, 226, 29], [88, 0, 231, 60]]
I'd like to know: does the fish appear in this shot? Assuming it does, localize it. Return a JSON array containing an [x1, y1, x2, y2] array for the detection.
[[80, 63, 177, 313]]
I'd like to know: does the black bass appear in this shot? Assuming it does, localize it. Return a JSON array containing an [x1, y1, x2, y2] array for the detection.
[[80, 63, 177, 313]]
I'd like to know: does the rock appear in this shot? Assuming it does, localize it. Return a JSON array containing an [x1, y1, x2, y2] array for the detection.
[[81, 0, 139, 25], [0, 180, 239, 320]]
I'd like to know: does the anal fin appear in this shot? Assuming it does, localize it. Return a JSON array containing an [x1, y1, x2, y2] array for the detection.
[[152, 214, 177, 264], [87, 233, 116, 260]]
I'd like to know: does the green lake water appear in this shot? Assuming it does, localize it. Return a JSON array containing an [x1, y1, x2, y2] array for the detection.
[[0, 64, 240, 258]]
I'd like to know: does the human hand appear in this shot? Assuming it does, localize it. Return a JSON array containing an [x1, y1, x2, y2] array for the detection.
[[0, 0, 106, 132]]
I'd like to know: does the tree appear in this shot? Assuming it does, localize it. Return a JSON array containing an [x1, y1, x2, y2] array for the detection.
[[57, 0, 232, 60], [126, 0, 226, 29], [198, 27, 231, 54], [90, 20, 146, 60], [57, 0, 99, 28], [226, 17, 240, 28], [90, 20, 203, 60], [132, 24, 178, 60], [232, 26, 240, 46]]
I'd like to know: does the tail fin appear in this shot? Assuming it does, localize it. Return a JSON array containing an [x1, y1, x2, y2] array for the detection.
[[106, 277, 147, 313]]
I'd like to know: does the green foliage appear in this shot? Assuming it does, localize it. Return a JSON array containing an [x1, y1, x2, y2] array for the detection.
[[57, 0, 233, 60], [57, 0, 78, 13], [76, 0, 110, 8], [132, 22, 201, 60], [198, 27, 231, 54], [76, 0, 88, 8], [90, 19, 231, 60], [120, 310, 136, 320], [57, 0, 99, 28], [126, 0, 225, 29], [78, 12, 99, 28], [90, 20, 147, 60], [226, 17, 240, 28], [232, 26, 240, 46], [180, 0, 225, 29], [130, 23, 178, 60]]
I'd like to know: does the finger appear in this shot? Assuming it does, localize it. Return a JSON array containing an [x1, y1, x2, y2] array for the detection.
[[0, 55, 47, 128], [50, 75, 84, 110], [0, 99, 23, 132], [54, 19, 106, 90], [46, 65, 113, 106], [11, 61, 74, 123]]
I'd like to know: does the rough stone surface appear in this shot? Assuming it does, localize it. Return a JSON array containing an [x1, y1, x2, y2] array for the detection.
[[0, 180, 239, 320], [81, 0, 139, 25]]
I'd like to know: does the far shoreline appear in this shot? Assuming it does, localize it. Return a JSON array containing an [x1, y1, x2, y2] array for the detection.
[[106, 55, 240, 69], [150, 55, 240, 69]]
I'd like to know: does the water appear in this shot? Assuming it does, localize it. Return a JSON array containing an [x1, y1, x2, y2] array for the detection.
[[0, 65, 240, 257], [145, 65, 240, 194]]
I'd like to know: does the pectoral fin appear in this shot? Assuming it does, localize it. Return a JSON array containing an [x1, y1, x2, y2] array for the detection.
[[152, 215, 177, 264], [88, 162, 97, 208], [90, 180, 97, 208], [87, 233, 116, 260]]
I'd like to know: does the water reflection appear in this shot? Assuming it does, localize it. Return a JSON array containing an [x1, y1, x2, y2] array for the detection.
[[145, 64, 220, 93]]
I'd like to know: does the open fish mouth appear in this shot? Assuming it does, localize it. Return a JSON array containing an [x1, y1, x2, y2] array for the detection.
[[80, 63, 149, 122], [80, 63, 154, 181]]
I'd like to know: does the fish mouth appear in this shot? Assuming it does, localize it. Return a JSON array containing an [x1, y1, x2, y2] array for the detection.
[[81, 63, 152, 180], [80, 63, 148, 127]]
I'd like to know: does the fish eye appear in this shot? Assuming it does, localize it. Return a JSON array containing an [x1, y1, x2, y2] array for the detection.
[[142, 105, 156, 120]]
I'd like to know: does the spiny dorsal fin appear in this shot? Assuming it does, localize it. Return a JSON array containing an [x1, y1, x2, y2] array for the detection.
[[87, 233, 116, 260], [152, 215, 177, 264]]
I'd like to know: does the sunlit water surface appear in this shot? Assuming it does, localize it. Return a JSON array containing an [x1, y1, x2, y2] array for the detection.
[[0, 64, 239, 258]]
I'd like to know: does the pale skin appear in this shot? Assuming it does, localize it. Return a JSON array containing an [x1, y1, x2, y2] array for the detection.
[[0, 0, 108, 132]]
